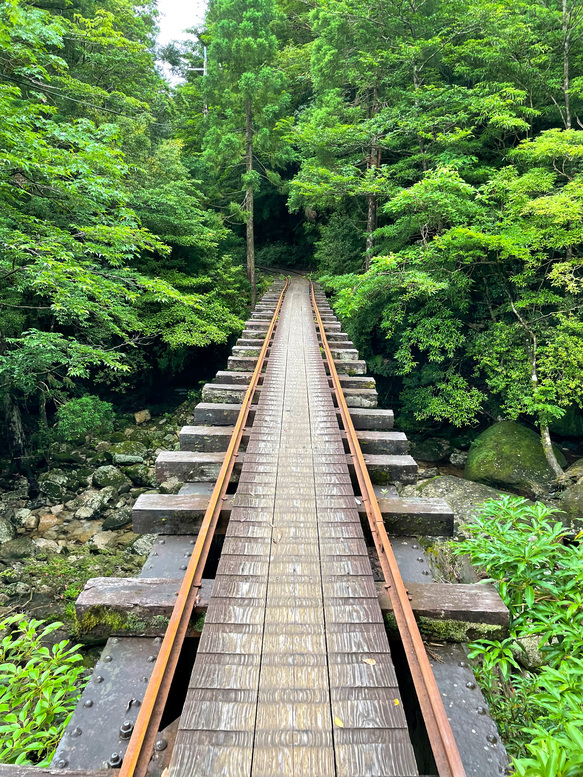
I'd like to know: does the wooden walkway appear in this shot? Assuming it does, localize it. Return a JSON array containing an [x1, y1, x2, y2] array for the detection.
[[168, 279, 418, 777]]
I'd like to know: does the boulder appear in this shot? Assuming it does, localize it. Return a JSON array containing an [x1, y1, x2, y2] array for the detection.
[[90, 530, 117, 550], [75, 486, 117, 520], [134, 409, 151, 424], [37, 514, 60, 534], [400, 475, 519, 531], [464, 421, 567, 498], [159, 478, 183, 495], [102, 507, 132, 531], [33, 538, 62, 554], [449, 450, 468, 467], [92, 465, 131, 493], [410, 437, 452, 463], [565, 458, 583, 483], [48, 442, 86, 465], [131, 533, 157, 555], [110, 440, 148, 466], [0, 517, 15, 543], [122, 464, 155, 487], [0, 536, 34, 559], [38, 469, 72, 502], [559, 481, 583, 529]]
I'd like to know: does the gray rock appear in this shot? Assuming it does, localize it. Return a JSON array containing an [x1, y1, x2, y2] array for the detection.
[[90, 531, 117, 550], [92, 465, 131, 492], [159, 478, 183, 495], [134, 409, 151, 424], [560, 480, 583, 529], [38, 469, 71, 502], [449, 450, 469, 467], [0, 536, 34, 559], [511, 635, 545, 670], [12, 508, 32, 530], [75, 486, 117, 520], [110, 441, 148, 460], [113, 453, 144, 465], [33, 538, 62, 554], [565, 458, 583, 483], [102, 507, 132, 531], [0, 517, 15, 543], [400, 475, 519, 530], [131, 533, 157, 555], [122, 464, 155, 487], [464, 421, 567, 498], [410, 437, 452, 463]]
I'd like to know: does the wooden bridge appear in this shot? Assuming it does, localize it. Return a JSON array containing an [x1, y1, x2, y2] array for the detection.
[[37, 277, 509, 777]]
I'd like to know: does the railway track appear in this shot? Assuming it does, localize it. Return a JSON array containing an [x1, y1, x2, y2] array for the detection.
[[31, 277, 509, 777]]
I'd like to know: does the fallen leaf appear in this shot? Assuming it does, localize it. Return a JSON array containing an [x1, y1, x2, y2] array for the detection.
[[394, 699, 400, 706], [334, 716, 344, 727], [363, 658, 376, 665]]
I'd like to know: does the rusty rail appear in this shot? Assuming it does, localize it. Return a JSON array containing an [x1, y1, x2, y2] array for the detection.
[[119, 278, 289, 777], [310, 282, 466, 777]]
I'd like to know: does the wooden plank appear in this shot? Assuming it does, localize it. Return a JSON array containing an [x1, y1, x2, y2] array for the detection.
[[75, 577, 213, 638], [376, 582, 508, 626], [132, 492, 233, 534]]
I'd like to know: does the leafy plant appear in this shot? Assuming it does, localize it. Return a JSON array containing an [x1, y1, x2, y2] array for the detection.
[[54, 395, 114, 443], [0, 614, 86, 766], [454, 496, 583, 770]]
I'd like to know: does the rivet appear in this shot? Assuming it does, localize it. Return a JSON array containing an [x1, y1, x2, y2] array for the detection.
[[416, 557, 424, 562], [103, 655, 112, 662], [180, 565, 187, 570], [466, 681, 476, 689], [94, 675, 104, 683], [190, 539, 195, 544], [477, 706, 487, 715], [184, 553, 191, 558], [147, 655, 155, 662], [142, 676, 149, 682], [153, 637, 162, 645], [56, 759, 68, 768], [112, 637, 119, 644], [129, 698, 141, 707], [487, 734, 498, 744], [83, 699, 94, 708], [155, 739, 168, 751], [70, 726, 82, 738], [159, 539, 165, 545], [152, 551, 159, 556], [422, 570, 430, 575], [412, 544, 418, 549]]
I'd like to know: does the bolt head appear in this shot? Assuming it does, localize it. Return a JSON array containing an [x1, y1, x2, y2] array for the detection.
[[83, 699, 94, 708], [56, 759, 68, 768], [155, 739, 168, 751], [103, 655, 113, 663], [94, 675, 104, 683]]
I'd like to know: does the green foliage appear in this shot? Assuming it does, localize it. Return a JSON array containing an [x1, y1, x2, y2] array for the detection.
[[454, 496, 583, 770], [54, 395, 114, 443], [0, 614, 85, 766]]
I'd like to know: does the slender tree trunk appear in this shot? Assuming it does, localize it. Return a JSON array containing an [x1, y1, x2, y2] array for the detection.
[[508, 296, 565, 478], [365, 193, 377, 271], [563, 0, 572, 129], [245, 97, 256, 307], [3, 394, 25, 461]]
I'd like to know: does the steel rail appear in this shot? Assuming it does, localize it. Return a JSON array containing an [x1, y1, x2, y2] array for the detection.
[[310, 282, 466, 777], [119, 278, 289, 777]]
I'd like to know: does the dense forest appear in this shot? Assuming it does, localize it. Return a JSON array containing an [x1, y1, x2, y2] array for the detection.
[[3, 0, 583, 772], [3, 0, 583, 476]]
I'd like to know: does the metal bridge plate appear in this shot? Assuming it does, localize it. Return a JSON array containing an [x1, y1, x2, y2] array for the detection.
[[139, 536, 196, 579], [51, 636, 161, 770]]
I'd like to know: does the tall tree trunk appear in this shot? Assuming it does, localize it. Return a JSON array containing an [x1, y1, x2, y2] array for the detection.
[[563, 0, 572, 129], [508, 296, 565, 478], [365, 193, 377, 271], [245, 98, 256, 307], [3, 394, 26, 462]]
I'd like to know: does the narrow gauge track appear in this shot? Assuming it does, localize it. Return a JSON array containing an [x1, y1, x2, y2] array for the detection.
[[120, 277, 464, 777], [46, 277, 510, 777]]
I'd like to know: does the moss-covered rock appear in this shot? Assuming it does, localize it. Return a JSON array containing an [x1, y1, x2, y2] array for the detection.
[[559, 480, 583, 529], [38, 469, 74, 501], [0, 536, 34, 559], [121, 464, 155, 487], [464, 421, 566, 498], [110, 440, 148, 465], [92, 465, 131, 492]]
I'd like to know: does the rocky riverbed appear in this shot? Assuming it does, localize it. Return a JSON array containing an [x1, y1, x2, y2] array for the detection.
[[0, 404, 193, 637]]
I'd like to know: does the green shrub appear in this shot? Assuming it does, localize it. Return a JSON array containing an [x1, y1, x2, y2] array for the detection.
[[0, 614, 86, 766], [454, 496, 583, 773], [54, 395, 114, 443]]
